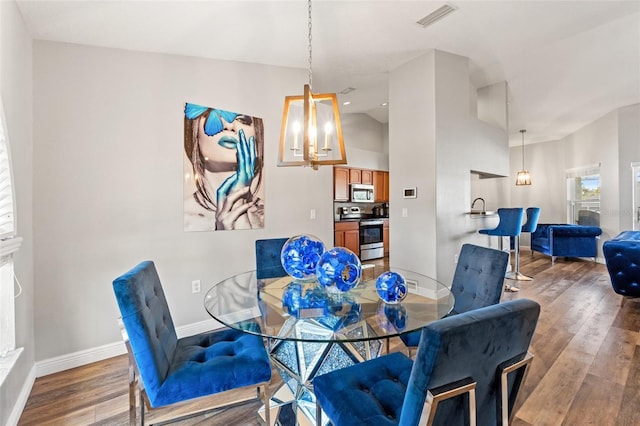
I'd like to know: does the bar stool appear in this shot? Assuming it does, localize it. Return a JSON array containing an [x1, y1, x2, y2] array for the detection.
[[479, 208, 525, 280], [515, 207, 541, 281]]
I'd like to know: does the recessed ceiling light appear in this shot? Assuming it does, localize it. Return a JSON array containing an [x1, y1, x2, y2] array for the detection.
[[381, 102, 388, 107], [343, 101, 351, 106], [416, 4, 457, 28]]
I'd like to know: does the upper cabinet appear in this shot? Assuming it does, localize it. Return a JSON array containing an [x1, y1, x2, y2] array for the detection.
[[374, 171, 389, 202], [334, 167, 350, 201], [334, 167, 389, 202]]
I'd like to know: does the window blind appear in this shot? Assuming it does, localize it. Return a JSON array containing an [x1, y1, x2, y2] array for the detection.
[[0, 101, 15, 240]]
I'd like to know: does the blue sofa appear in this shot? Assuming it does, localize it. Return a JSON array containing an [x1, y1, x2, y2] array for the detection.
[[603, 231, 640, 301], [530, 223, 602, 264]]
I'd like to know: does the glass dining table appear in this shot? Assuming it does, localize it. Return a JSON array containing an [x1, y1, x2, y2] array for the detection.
[[204, 267, 454, 426]]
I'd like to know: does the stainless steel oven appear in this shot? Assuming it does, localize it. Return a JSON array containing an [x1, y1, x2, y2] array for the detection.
[[359, 219, 384, 260]]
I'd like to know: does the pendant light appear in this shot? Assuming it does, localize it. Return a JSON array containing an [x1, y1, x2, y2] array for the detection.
[[277, 0, 347, 169], [515, 129, 532, 186]]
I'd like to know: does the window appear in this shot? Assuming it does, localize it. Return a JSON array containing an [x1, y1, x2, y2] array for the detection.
[[0, 98, 21, 362], [566, 164, 601, 227]]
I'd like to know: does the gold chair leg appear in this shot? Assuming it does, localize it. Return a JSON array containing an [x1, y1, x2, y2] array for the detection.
[[419, 377, 477, 426], [499, 352, 534, 426]]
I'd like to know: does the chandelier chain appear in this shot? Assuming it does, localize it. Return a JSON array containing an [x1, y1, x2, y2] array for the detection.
[[307, 0, 313, 88], [521, 129, 526, 168]]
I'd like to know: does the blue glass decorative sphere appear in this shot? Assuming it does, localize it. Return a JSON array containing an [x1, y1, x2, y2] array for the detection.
[[375, 271, 408, 303], [316, 247, 362, 292], [280, 234, 325, 281]]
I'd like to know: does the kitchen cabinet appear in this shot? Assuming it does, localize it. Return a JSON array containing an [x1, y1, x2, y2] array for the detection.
[[334, 166, 388, 201], [374, 171, 389, 202], [361, 170, 373, 185], [334, 167, 350, 201], [335, 221, 359, 255], [349, 169, 362, 184], [383, 219, 390, 256]]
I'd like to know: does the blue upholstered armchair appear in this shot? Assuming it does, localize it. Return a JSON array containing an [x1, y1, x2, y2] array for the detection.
[[603, 231, 640, 304], [112, 261, 272, 425], [399, 244, 509, 356], [314, 299, 540, 426]]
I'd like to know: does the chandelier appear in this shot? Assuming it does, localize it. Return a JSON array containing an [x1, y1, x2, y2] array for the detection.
[[277, 0, 347, 169], [515, 129, 532, 186]]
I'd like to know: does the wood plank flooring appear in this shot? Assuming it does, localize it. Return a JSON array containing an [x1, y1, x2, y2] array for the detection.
[[18, 250, 640, 425]]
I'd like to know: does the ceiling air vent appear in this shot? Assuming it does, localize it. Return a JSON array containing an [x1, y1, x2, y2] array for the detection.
[[416, 4, 457, 28]]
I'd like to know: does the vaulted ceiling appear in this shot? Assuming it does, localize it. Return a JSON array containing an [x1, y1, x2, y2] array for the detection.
[[16, 0, 640, 145]]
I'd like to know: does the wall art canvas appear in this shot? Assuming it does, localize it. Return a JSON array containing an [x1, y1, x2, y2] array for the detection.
[[183, 102, 264, 231]]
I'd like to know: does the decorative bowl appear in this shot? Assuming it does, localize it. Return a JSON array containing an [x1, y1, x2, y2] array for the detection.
[[375, 271, 408, 303], [316, 246, 362, 292], [280, 234, 325, 281]]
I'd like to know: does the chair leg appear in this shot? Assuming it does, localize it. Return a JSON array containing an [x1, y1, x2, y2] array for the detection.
[[316, 401, 323, 426], [420, 378, 477, 426], [498, 352, 534, 426], [505, 236, 533, 281], [262, 383, 271, 426]]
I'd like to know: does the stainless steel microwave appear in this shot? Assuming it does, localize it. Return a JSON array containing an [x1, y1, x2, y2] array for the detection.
[[350, 184, 375, 203]]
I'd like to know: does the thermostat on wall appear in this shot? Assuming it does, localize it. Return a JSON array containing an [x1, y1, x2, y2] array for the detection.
[[403, 187, 417, 198]]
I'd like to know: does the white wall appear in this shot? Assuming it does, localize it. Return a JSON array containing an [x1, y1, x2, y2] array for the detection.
[[389, 50, 509, 284], [510, 103, 640, 252], [32, 41, 335, 361], [0, 1, 35, 424]]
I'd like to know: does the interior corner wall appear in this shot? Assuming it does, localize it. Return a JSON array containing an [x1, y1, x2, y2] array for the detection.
[[618, 104, 640, 231], [32, 41, 333, 362], [389, 50, 509, 284], [1, 1, 35, 424], [388, 51, 437, 276]]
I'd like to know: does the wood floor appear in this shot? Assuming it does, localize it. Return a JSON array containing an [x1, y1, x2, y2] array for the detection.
[[18, 250, 640, 425]]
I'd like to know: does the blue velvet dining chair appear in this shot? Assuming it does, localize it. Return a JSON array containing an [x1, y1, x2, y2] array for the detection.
[[314, 299, 540, 426], [255, 237, 289, 279], [112, 260, 272, 425], [399, 244, 509, 357]]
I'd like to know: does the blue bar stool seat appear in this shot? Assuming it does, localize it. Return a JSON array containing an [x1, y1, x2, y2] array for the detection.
[[479, 208, 525, 280]]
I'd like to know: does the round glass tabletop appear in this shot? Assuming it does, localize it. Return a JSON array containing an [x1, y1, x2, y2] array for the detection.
[[204, 267, 454, 343]]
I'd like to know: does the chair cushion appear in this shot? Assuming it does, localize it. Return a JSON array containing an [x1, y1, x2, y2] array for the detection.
[[314, 351, 413, 426], [153, 326, 272, 407]]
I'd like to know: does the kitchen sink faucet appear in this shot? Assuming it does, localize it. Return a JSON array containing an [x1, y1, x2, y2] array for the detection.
[[471, 197, 486, 212]]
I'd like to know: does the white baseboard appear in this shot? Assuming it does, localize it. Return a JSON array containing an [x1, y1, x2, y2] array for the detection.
[[6, 364, 35, 426], [35, 318, 225, 377]]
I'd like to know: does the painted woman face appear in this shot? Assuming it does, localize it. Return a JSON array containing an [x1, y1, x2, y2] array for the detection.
[[197, 113, 256, 173]]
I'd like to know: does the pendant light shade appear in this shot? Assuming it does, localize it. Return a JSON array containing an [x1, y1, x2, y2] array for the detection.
[[277, 0, 347, 170], [516, 129, 532, 186]]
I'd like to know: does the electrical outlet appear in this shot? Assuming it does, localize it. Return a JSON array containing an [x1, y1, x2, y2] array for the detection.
[[454, 253, 458, 264], [191, 280, 201, 294], [402, 208, 408, 217], [310, 209, 316, 220]]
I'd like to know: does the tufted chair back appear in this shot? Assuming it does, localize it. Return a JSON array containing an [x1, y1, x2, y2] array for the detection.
[[401, 299, 540, 425], [113, 260, 177, 395], [255, 237, 289, 279], [450, 244, 509, 315], [603, 231, 640, 298], [314, 299, 540, 426], [400, 244, 508, 349]]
